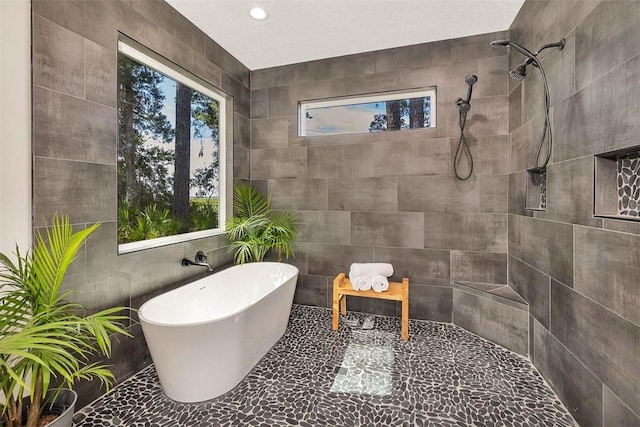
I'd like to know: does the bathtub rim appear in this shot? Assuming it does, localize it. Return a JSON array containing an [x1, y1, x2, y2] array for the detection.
[[138, 262, 299, 328]]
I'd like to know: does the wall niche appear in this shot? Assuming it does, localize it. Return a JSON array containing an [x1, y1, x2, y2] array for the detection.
[[525, 168, 546, 211], [594, 147, 640, 221]]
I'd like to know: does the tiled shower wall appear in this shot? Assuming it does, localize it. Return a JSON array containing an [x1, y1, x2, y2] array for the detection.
[[31, 0, 249, 407], [250, 32, 511, 322], [508, 1, 640, 425]]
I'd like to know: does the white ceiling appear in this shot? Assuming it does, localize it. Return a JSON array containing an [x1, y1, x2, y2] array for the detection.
[[166, 0, 525, 71]]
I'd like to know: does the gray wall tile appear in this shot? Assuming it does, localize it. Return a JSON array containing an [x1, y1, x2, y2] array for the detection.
[[399, 176, 478, 213], [203, 37, 249, 87], [551, 280, 640, 415], [445, 96, 509, 138], [33, 86, 116, 164], [222, 72, 250, 117], [373, 138, 450, 176], [251, 88, 269, 119], [508, 171, 531, 216], [234, 114, 250, 149], [450, 251, 507, 284], [308, 143, 375, 178], [373, 247, 450, 287], [603, 385, 640, 427], [346, 296, 398, 318], [352, 212, 424, 249], [410, 285, 453, 322], [250, 147, 307, 179], [553, 54, 640, 162], [84, 39, 117, 107], [307, 52, 374, 81], [33, 15, 85, 98], [297, 210, 351, 245], [508, 214, 522, 259], [234, 145, 249, 180], [479, 174, 508, 213], [328, 176, 397, 212], [269, 179, 328, 210], [520, 217, 573, 286], [575, 0, 640, 91], [509, 256, 550, 328], [509, 84, 522, 133], [574, 226, 640, 325], [533, 319, 603, 427], [268, 85, 299, 117], [251, 63, 309, 90], [33, 157, 116, 227], [451, 31, 509, 63], [306, 243, 373, 277], [424, 213, 508, 252], [451, 136, 510, 176], [251, 117, 290, 149], [533, 0, 598, 60], [294, 274, 329, 308], [453, 289, 528, 355]]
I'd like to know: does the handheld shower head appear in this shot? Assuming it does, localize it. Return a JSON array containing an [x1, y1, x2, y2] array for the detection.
[[464, 74, 478, 103], [465, 74, 478, 86]]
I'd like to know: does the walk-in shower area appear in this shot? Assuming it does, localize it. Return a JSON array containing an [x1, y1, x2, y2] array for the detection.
[[74, 306, 577, 426]]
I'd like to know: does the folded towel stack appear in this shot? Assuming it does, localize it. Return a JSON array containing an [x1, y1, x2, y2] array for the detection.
[[349, 263, 394, 293]]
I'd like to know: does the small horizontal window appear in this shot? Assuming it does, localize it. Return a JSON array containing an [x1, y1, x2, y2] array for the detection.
[[298, 88, 436, 137]]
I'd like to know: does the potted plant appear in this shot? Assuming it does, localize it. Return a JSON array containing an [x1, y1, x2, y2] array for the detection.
[[0, 214, 131, 427], [226, 182, 299, 264]]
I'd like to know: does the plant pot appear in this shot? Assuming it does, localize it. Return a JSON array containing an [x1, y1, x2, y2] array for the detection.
[[19, 389, 77, 427]]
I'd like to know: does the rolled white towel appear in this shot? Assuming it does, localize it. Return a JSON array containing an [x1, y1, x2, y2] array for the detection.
[[371, 275, 389, 293], [351, 276, 372, 291], [349, 263, 394, 278]]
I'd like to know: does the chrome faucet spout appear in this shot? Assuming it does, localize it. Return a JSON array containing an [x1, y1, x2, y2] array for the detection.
[[181, 251, 213, 271]]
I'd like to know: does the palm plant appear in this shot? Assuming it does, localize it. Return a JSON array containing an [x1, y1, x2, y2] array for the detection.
[[226, 182, 299, 264], [0, 214, 131, 427]]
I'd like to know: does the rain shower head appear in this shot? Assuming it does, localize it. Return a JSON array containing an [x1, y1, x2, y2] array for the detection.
[[465, 74, 478, 86]]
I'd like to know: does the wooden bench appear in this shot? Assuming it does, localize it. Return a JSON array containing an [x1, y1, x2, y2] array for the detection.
[[332, 273, 410, 341]]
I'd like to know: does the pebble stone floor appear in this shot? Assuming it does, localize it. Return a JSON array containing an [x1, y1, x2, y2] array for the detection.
[[74, 305, 577, 427]]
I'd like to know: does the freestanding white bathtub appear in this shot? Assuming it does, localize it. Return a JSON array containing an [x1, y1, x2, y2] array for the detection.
[[138, 262, 299, 402]]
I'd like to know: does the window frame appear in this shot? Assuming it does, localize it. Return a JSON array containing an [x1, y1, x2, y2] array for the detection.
[[298, 87, 437, 137], [117, 36, 233, 255]]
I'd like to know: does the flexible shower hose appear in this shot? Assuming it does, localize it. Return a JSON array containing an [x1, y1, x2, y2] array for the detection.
[[454, 109, 473, 180]]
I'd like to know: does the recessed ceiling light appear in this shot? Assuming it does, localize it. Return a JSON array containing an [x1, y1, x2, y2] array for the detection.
[[249, 7, 268, 20]]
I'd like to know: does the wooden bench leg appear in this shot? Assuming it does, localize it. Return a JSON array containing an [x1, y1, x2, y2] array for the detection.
[[401, 278, 409, 341], [340, 294, 346, 315], [332, 273, 345, 331], [332, 292, 339, 331]]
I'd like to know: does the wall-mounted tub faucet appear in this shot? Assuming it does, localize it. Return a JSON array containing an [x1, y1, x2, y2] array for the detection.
[[181, 251, 213, 271]]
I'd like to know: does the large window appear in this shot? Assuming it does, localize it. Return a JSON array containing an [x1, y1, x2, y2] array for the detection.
[[117, 38, 228, 253], [298, 88, 436, 137]]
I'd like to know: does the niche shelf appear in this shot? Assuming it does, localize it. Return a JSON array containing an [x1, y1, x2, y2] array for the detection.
[[594, 147, 640, 221], [525, 168, 546, 211]]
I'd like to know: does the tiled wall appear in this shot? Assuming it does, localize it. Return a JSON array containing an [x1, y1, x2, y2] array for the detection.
[[31, 0, 249, 407], [250, 32, 511, 322], [508, 1, 640, 425]]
